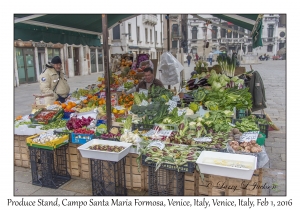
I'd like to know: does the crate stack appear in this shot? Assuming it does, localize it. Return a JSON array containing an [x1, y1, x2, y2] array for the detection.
[[90, 158, 126, 196], [29, 144, 71, 188]]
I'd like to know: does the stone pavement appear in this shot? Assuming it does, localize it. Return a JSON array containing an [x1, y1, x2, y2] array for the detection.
[[13, 60, 286, 196]]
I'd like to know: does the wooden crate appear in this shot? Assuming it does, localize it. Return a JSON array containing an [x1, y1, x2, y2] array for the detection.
[[197, 169, 263, 196], [125, 153, 147, 191], [14, 135, 30, 168]]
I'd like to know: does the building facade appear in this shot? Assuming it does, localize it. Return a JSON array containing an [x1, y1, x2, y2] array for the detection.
[[164, 14, 286, 62], [14, 40, 104, 87], [109, 14, 164, 62]]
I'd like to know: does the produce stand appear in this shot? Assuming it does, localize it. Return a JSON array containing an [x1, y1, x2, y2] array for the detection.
[[14, 53, 271, 196]]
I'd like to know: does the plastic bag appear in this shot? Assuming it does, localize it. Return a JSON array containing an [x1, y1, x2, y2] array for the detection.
[[157, 52, 184, 85], [226, 141, 269, 169]]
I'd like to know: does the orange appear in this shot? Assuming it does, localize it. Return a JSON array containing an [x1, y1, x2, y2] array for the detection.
[[83, 99, 88, 104], [61, 103, 67, 109], [71, 102, 76, 107], [54, 101, 60, 105], [66, 105, 72, 110]]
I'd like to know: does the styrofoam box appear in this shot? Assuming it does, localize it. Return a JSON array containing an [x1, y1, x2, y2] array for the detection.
[[196, 151, 257, 180], [77, 139, 132, 162]]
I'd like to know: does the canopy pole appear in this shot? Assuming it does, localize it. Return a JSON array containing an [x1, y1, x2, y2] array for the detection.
[[167, 14, 171, 89], [102, 14, 112, 131]]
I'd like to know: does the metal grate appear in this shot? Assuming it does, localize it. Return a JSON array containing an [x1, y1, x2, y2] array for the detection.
[[148, 166, 184, 196], [90, 158, 127, 196], [29, 144, 70, 189]]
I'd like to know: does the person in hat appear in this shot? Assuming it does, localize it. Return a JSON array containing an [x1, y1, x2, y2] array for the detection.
[[39, 56, 70, 105]]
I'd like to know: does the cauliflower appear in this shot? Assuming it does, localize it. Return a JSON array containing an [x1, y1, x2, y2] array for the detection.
[[189, 121, 197, 129], [185, 108, 194, 115]]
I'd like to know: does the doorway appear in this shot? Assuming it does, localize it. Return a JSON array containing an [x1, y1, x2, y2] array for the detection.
[[16, 48, 37, 84], [38, 48, 45, 74], [73, 48, 80, 75]]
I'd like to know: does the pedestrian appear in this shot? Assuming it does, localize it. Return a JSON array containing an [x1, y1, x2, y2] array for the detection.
[[39, 56, 70, 105], [195, 53, 199, 61], [208, 51, 213, 65], [186, 54, 192, 67]]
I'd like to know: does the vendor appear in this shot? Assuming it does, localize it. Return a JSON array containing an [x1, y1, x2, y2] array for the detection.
[[126, 67, 164, 93], [39, 56, 70, 104]]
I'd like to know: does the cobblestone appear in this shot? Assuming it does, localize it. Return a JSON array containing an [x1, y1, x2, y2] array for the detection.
[[272, 147, 286, 154]]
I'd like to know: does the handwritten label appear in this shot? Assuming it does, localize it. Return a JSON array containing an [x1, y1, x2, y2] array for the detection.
[[143, 129, 156, 137], [193, 137, 212, 142], [168, 100, 177, 112], [172, 96, 180, 102], [148, 141, 165, 150], [139, 89, 148, 97], [158, 130, 173, 137], [177, 109, 186, 116], [240, 131, 260, 142]]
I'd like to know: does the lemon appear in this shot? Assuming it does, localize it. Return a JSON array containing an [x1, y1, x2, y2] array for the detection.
[[112, 108, 118, 114], [118, 109, 125, 114]]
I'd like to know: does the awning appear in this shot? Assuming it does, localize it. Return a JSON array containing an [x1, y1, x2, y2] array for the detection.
[[14, 14, 137, 46], [211, 14, 264, 48]]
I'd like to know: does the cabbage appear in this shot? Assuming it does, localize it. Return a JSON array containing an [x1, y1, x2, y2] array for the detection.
[[210, 70, 217, 75], [231, 76, 239, 82], [219, 77, 228, 87], [212, 81, 222, 91], [235, 79, 245, 86], [208, 73, 219, 84], [200, 72, 207, 78]]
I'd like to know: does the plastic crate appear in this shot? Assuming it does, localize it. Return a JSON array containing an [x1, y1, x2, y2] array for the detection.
[[29, 144, 71, 189], [90, 157, 127, 196], [155, 123, 179, 131], [31, 108, 64, 125], [147, 165, 185, 196], [142, 155, 194, 173], [26, 134, 69, 150], [71, 133, 94, 144], [131, 123, 154, 132], [258, 123, 269, 138], [236, 109, 249, 119]]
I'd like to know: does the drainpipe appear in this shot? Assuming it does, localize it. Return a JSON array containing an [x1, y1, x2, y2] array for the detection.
[[167, 14, 170, 89]]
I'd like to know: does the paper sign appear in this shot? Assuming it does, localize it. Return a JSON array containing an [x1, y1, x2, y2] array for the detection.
[[194, 78, 199, 85], [168, 100, 177, 112], [127, 79, 134, 83], [172, 96, 180, 102], [193, 137, 212, 142], [114, 106, 124, 110], [158, 130, 173, 137], [177, 109, 186, 116], [139, 89, 148, 97], [240, 131, 260, 142], [148, 141, 165, 150], [143, 129, 156, 137], [141, 100, 149, 106]]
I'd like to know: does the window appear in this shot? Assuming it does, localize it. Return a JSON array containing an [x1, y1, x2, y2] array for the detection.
[[137, 27, 140, 42], [90, 48, 96, 73], [113, 24, 120, 39], [145, 28, 148, 42], [233, 25, 238, 38], [172, 24, 179, 35], [221, 28, 226, 38], [48, 48, 60, 62], [128, 24, 131, 38], [279, 43, 285, 49], [212, 26, 218, 39], [172, 40, 177, 48], [227, 26, 232, 38], [155, 31, 157, 43], [248, 45, 253, 52], [160, 32, 162, 44], [267, 44, 273, 52], [268, 25, 274, 37], [83, 46, 86, 59], [150, 29, 152, 43], [97, 49, 103, 72], [239, 27, 244, 38], [68, 46, 72, 58], [192, 26, 198, 40], [280, 31, 285, 38]]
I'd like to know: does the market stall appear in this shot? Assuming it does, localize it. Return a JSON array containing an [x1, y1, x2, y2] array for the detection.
[[14, 51, 272, 196]]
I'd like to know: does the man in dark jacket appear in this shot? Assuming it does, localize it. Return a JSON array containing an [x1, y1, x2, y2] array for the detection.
[[126, 67, 164, 93], [249, 71, 267, 111]]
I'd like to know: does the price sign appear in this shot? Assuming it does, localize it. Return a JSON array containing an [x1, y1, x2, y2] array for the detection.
[[127, 79, 134, 83], [240, 131, 260, 142], [168, 100, 177, 112], [194, 78, 199, 85], [172, 96, 180, 102], [177, 109, 186, 116], [143, 129, 156, 137], [114, 106, 124, 110], [193, 137, 212, 142], [158, 130, 173, 137], [141, 100, 149, 106], [139, 89, 148, 97], [148, 141, 165, 150]]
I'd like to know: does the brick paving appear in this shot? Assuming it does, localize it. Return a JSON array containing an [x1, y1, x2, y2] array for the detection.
[[14, 60, 286, 196]]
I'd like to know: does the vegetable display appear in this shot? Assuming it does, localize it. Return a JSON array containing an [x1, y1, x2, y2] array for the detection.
[[40, 119, 67, 130], [217, 53, 237, 77], [88, 144, 125, 153], [66, 116, 94, 130], [229, 140, 263, 153]]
